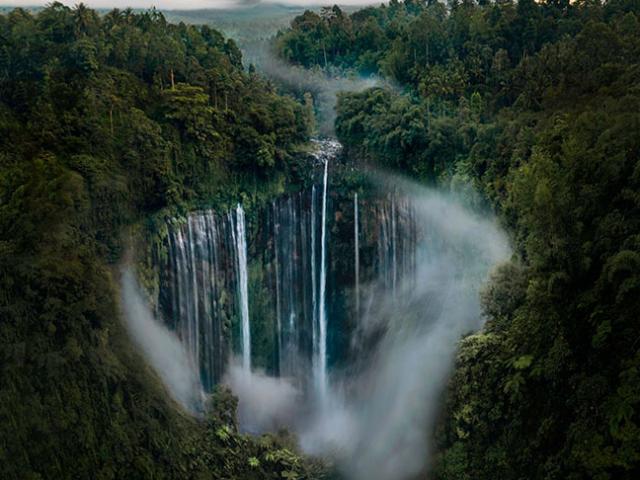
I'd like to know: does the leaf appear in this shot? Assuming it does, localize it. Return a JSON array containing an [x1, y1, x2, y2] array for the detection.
[[513, 355, 534, 370], [216, 425, 231, 441]]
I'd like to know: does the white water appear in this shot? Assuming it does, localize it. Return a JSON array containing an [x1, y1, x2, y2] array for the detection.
[[316, 157, 329, 403], [272, 200, 283, 374], [233, 204, 251, 372], [187, 218, 200, 371], [310, 185, 318, 382]]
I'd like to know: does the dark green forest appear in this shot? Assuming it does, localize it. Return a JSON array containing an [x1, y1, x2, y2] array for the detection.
[[277, 1, 640, 479], [0, 4, 321, 479]]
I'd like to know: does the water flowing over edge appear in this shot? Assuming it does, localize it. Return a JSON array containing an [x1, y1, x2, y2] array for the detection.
[[232, 204, 251, 372]]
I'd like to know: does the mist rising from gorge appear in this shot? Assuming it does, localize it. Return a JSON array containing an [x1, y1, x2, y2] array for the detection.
[[120, 167, 510, 479], [299, 174, 510, 479], [225, 173, 511, 479], [120, 268, 204, 414]]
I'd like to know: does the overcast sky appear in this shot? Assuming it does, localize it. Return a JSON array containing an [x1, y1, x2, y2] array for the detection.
[[1, 0, 378, 9]]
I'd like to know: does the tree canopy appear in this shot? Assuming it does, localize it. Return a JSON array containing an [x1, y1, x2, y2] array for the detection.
[[0, 4, 317, 479], [278, 1, 640, 478]]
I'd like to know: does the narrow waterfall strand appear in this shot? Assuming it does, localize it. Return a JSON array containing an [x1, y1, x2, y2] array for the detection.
[[310, 186, 318, 379], [235, 204, 251, 371], [317, 158, 329, 401]]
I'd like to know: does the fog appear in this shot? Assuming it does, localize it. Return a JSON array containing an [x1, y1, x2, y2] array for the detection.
[[243, 42, 384, 135], [119, 267, 204, 414], [305, 175, 509, 479], [224, 362, 302, 433], [230, 174, 510, 479], [120, 173, 510, 479]]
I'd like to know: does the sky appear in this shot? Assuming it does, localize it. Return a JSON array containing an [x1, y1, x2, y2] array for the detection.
[[0, 0, 378, 10]]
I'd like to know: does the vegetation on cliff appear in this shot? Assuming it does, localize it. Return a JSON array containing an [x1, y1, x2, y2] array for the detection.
[[278, 1, 640, 478], [0, 4, 319, 478]]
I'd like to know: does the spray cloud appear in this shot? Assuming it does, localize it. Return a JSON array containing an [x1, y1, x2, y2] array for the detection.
[[229, 173, 510, 479], [121, 168, 509, 480], [119, 268, 204, 414]]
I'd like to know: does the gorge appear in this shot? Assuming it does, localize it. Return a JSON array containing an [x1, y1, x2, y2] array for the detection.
[[123, 138, 510, 478]]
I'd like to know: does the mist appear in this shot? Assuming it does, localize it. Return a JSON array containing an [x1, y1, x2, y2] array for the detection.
[[226, 174, 511, 479], [224, 362, 302, 433], [119, 267, 204, 414], [119, 171, 509, 478], [243, 42, 383, 135]]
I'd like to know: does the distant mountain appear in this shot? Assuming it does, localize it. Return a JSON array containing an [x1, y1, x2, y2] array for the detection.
[[163, 3, 307, 25]]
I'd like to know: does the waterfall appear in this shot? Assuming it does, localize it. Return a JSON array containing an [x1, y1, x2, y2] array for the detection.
[[233, 204, 251, 372], [131, 139, 511, 479], [272, 200, 283, 375], [373, 194, 416, 293], [166, 211, 228, 391], [133, 161, 511, 480], [158, 140, 430, 407], [310, 186, 318, 383], [391, 196, 397, 295], [162, 193, 417, 394], [316, 157, 329, 401], [272, 194, 304, 380]]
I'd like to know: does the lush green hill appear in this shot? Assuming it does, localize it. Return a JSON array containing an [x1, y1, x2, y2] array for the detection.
[[277, 1, 640, 478], [0, 4, 323, 479]]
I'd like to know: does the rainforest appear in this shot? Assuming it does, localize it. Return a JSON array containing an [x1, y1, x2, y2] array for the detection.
[[0, 1, 639, 479]]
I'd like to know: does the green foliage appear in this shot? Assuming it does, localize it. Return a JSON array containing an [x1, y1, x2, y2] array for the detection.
[[199, 387, 326, 480], [279, 1, 640, 478], [0, 4, 317, 479]]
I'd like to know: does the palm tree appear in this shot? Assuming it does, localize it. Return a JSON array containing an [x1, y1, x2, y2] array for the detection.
[[73, 3, 97, 37]]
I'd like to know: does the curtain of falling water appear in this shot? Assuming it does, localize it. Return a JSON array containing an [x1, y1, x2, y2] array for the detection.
[[375, 194, 416, 295], [354, 193, 360, 318], [166, 211, 230, 391], [231, 204, 251, 371], [310, 186, 318, 384], [162, 191, 418, 394], [160, 139, 418, 399]]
